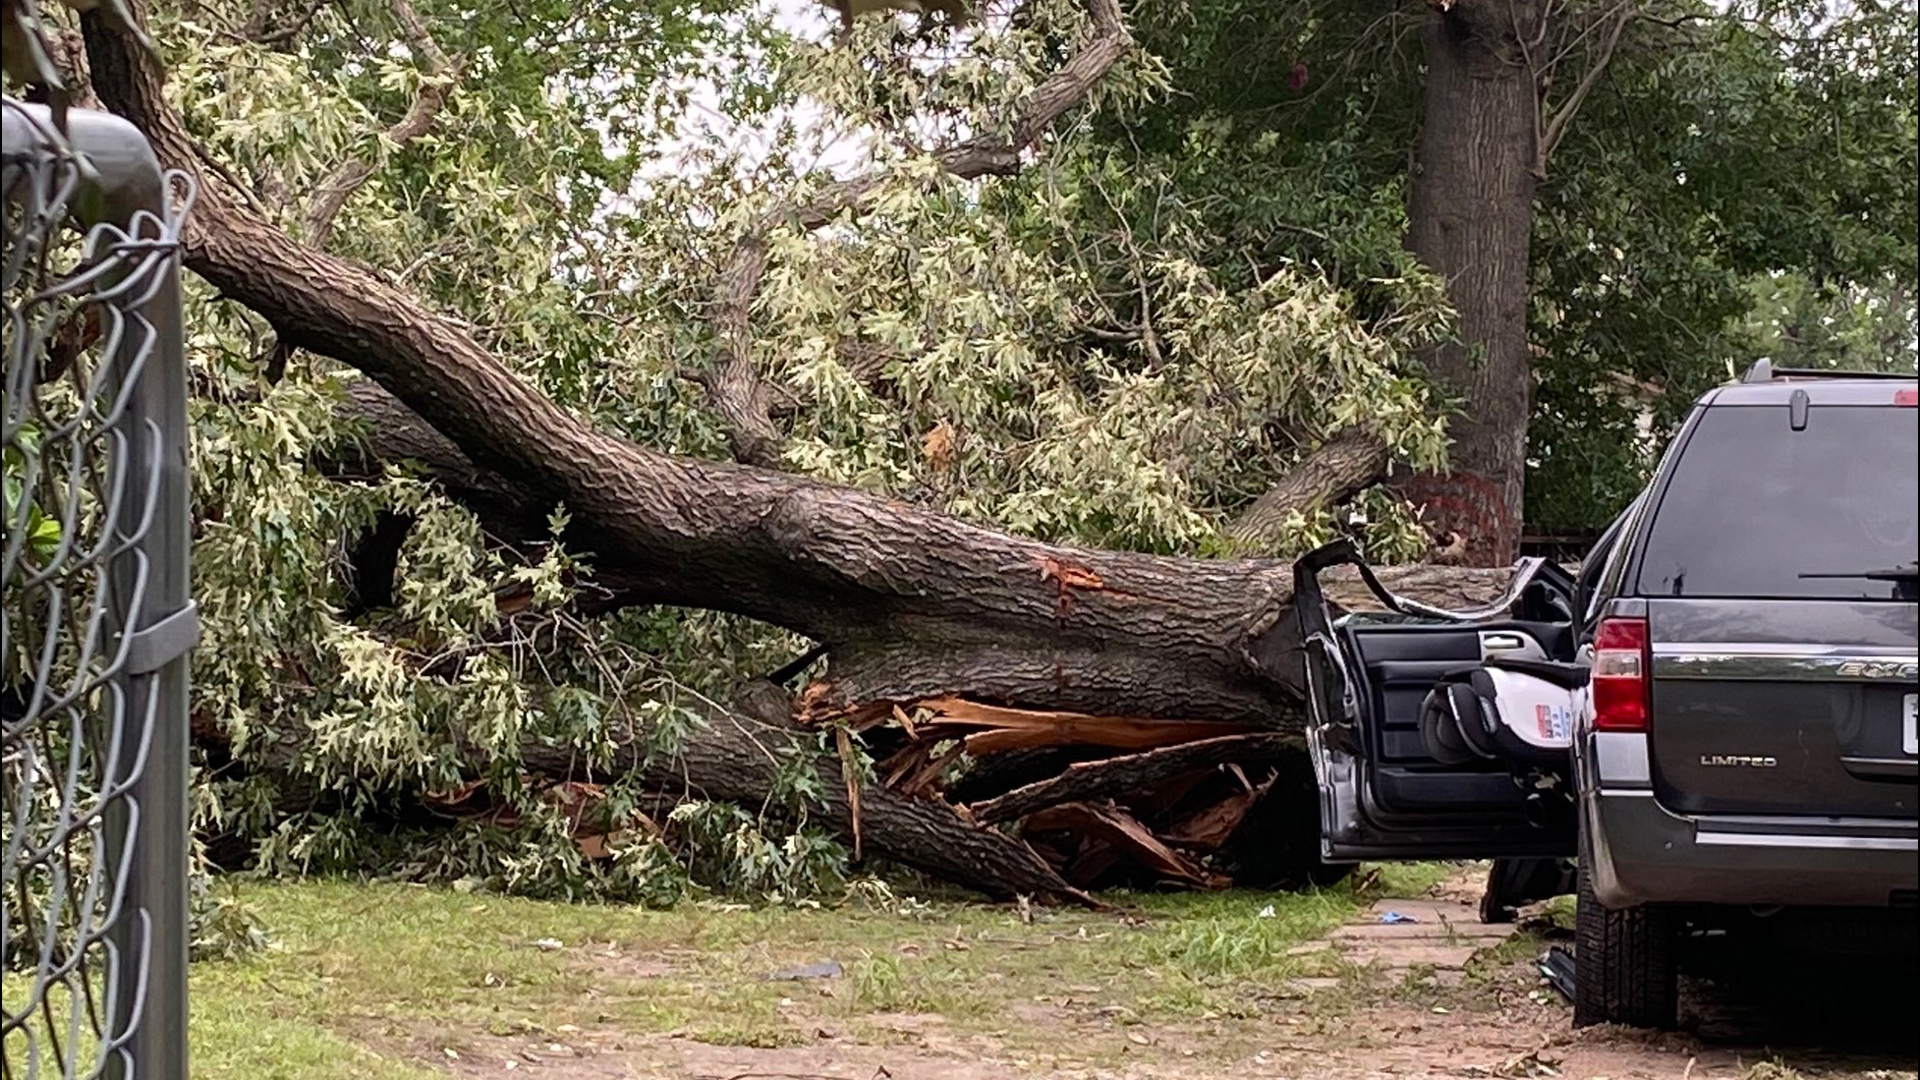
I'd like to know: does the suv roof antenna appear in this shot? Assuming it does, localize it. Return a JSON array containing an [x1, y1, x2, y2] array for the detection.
[[1741, 359, 1774, 383]]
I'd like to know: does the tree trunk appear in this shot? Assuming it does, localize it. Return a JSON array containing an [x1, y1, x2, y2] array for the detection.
[[1403, 0, 1542, 567]]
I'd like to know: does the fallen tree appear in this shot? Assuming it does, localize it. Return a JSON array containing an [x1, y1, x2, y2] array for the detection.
[[80, 1, 1525, 900]]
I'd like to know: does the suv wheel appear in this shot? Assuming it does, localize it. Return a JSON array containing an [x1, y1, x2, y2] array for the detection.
[[1575, 830, 1678, 1029]]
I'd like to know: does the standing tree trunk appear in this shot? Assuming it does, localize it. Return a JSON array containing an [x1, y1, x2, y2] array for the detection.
[[1403, 0, 1543, 567]]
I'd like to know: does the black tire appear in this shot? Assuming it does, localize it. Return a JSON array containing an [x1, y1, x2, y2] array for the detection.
[[1574, 828, 1678, 1029], [1481, 859, 1522, 924], [1483, 857, 1579, 924]]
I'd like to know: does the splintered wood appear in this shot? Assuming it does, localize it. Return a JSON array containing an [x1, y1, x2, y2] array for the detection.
[[1034, 554, 1115, 614], [796, 693, 1297, 892], [1025, 802, 1230, 889], [915, 696, 1255, 753]]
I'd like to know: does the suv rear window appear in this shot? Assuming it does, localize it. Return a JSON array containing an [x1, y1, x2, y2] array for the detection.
[[1635, 404, 1919, 601]]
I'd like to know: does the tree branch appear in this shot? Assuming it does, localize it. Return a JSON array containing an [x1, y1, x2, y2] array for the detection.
[[241, 0, 453, 382], [703, 0, 1134, 467], [1535, 3, 1632, 176], [1227, 427, 1390, 549], [534, 704, 1094, 903], [238, 0, 332, 48], [325, 380, 1520, 622], [302, 0, 453, 247], [968, 732, 1298, 824]]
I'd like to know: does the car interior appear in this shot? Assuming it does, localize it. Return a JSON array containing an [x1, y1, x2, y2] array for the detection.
[[1289, 527, 1633, 860]]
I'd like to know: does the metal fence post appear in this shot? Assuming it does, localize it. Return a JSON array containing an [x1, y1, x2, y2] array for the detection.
[[3, 99, 193, 1080]]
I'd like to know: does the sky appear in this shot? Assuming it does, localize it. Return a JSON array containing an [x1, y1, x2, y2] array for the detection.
[[645, 0, 872, 184]]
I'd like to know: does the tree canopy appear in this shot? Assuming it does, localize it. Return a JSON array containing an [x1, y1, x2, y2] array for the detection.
[[1082, 0, 1918, 536]]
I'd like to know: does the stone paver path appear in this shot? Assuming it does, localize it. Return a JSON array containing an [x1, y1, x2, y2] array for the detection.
[[1292, 876, 1521, 990]]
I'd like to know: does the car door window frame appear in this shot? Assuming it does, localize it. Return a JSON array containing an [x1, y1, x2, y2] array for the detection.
[[1577, 494, 1643, 641]]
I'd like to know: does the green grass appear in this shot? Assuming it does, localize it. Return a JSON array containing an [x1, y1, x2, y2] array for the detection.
[[1360, 860, 1456, 900], [8, 863, 1457, 1078]]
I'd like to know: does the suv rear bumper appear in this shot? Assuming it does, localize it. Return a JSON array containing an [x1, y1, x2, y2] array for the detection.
[[1584, 789, 1919, 908]]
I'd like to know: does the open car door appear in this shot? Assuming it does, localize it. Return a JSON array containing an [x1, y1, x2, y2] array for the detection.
[[1293, 541, 1582, 862]]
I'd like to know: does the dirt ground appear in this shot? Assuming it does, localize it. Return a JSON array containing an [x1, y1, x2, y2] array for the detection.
[[434, 961, 1920, 1080], [425, 872, 1920, 1080]]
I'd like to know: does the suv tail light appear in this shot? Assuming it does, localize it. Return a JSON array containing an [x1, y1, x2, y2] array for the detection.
[[1592, 616, 1651, 732]]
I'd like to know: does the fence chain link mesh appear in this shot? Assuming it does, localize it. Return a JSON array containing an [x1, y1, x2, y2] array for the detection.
[[3, 99, 195, 1080]]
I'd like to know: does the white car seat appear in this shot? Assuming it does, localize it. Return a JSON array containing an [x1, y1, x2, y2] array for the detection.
[[1418, 656, 1586, 768]]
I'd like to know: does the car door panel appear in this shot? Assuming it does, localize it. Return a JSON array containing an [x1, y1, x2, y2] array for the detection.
[[1295, 540, 1580, 861]]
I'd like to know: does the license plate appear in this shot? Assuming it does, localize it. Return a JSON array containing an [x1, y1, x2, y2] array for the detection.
[[1906, 694, 1918, 756]]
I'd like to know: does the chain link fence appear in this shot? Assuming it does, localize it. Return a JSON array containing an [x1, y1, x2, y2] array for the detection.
[[3, 99, 195, 1080]]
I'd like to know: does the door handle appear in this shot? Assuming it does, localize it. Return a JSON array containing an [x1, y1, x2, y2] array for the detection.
[[1482, 633, 1527, 653]]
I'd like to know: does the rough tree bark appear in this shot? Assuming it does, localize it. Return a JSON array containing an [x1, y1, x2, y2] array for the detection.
[[1401, 0, 1637, 566], [84, 1, 1529, 899], [1401, 0, 1544, 567], [1228, 427, 1389, 549]]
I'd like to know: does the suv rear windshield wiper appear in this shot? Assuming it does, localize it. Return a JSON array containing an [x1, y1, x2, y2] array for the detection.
[[1798, 561, 1919, 582], [1799, 561, 1919, 599]]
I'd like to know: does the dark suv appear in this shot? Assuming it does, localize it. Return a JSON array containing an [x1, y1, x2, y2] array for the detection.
[[1294, 362, 1919, 1029]]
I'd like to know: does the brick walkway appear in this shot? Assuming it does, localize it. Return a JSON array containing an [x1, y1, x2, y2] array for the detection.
[[1291, 880, 1519, 990]]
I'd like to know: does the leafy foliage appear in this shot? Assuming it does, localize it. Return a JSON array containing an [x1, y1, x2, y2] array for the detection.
[[1732, 272, 1917, 374], [1527, 0, 1918, 531], [1089, 0, 1918, 536]]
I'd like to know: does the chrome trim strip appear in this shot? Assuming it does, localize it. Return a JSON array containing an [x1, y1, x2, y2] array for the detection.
[[1652, 643, 1917, 656], [1389, 557, 1549, 622], [1696, 831, 1919, 852], [1650, 649, 1920, 682], [1840, 756, 1919, 778]]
